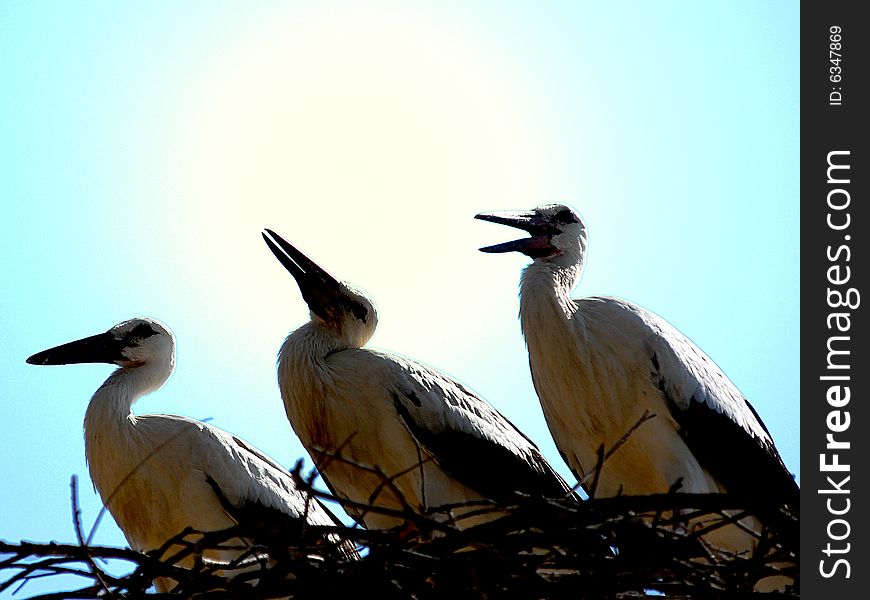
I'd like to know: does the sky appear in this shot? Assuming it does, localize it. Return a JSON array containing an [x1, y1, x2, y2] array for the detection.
[[0, 1, 798, 594]]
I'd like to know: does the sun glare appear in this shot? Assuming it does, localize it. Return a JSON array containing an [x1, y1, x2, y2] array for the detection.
[[169, 9, 549, 357]]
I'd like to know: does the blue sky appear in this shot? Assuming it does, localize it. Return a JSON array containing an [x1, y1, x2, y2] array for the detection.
[[1, 1, 798, 594]]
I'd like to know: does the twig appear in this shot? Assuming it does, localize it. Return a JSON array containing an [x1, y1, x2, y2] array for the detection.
[[0, 469, 799, 599], [86, 417, 215, 546], [70, 476, 115, 598], [585, 409, 657, 498]]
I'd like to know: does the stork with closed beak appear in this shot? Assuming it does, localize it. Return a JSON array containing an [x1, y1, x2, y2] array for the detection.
[[262, 229, 573, 531], [27, 317, 354, 592], [475, 204, 798, 555]]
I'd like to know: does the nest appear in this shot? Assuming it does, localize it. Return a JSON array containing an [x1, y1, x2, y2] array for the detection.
[[1, 465, 798, 599]]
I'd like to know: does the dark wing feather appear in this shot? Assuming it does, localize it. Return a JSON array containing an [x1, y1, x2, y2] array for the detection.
[[187, 420, 358, 557], [371, 351, 573, 503], [228, 434, 350, 529], [205, 474, 310, 538], [644, 312, 799, 510]]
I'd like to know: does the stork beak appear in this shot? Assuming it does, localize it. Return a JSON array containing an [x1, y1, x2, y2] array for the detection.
[[27, 332, 124, 366], [474, 210, 558, 255], [262, 229, 342, 321]]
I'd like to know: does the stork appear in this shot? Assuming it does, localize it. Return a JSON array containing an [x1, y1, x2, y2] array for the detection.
[[475, 204, 798, 554], [262, 229, 573, 531], [27, 317, 354, 592]]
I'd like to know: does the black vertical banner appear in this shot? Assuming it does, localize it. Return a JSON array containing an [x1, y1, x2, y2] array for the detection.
[[802, 2, 868, 598]]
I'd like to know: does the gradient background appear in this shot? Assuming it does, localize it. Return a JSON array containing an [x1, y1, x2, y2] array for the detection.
[[1, 1, 798, 594]]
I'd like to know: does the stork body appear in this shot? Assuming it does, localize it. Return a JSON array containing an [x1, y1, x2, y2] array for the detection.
[[28, 318, 350, 591], [476, 205, 798, 551], [264, 230, 572, 531]]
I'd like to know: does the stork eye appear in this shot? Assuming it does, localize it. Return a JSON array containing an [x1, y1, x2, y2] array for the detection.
[[553, 209, 578, 224], [132, 323, 157, 337], [129, 323, 158, 340], [348, 301, 368, 323]]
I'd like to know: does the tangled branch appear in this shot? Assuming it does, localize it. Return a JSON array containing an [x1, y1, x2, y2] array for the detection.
[[1, 459, 798, 599]]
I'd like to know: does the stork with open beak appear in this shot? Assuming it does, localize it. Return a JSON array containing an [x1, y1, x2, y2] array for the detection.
[[262, 229, 573, 531], [475, 204, 798, 555], [27, 318, 355, 592]]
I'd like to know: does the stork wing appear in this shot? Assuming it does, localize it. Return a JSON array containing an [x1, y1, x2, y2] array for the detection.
[[138, 415, 353, 549], [355, 350, 573, 503], [629, 303, 799, 508]]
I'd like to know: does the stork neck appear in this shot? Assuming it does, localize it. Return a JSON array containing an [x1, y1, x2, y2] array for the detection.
[[282, 321, 357, 361], [278, 322, 345, 387], [520, 259, 581, 318], [84, 361, 170, 433], [277, 322, 344, 439]]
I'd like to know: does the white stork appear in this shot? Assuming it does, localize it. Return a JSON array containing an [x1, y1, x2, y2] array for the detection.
[[475, 204, 798, 554], [27, 317, 354, 592], [262, 229, 573, 531]]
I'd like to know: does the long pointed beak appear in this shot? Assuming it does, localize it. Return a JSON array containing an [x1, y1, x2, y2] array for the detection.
[[262, 229, 342, 320], [475, 210, 546, 232], [474, 210, 557, 255], [27, 332, 123, 366]]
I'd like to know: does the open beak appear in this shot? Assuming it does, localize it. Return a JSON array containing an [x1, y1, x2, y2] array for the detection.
[[262, 229, 342, 321], [474, 210, 558, 256], [27, 332, 124, 366]]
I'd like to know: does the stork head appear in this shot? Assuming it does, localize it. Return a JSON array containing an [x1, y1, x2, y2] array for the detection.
[[475, 204, 587, 267], [263, 229, 378, 348], [27, 318, 176, 371]]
